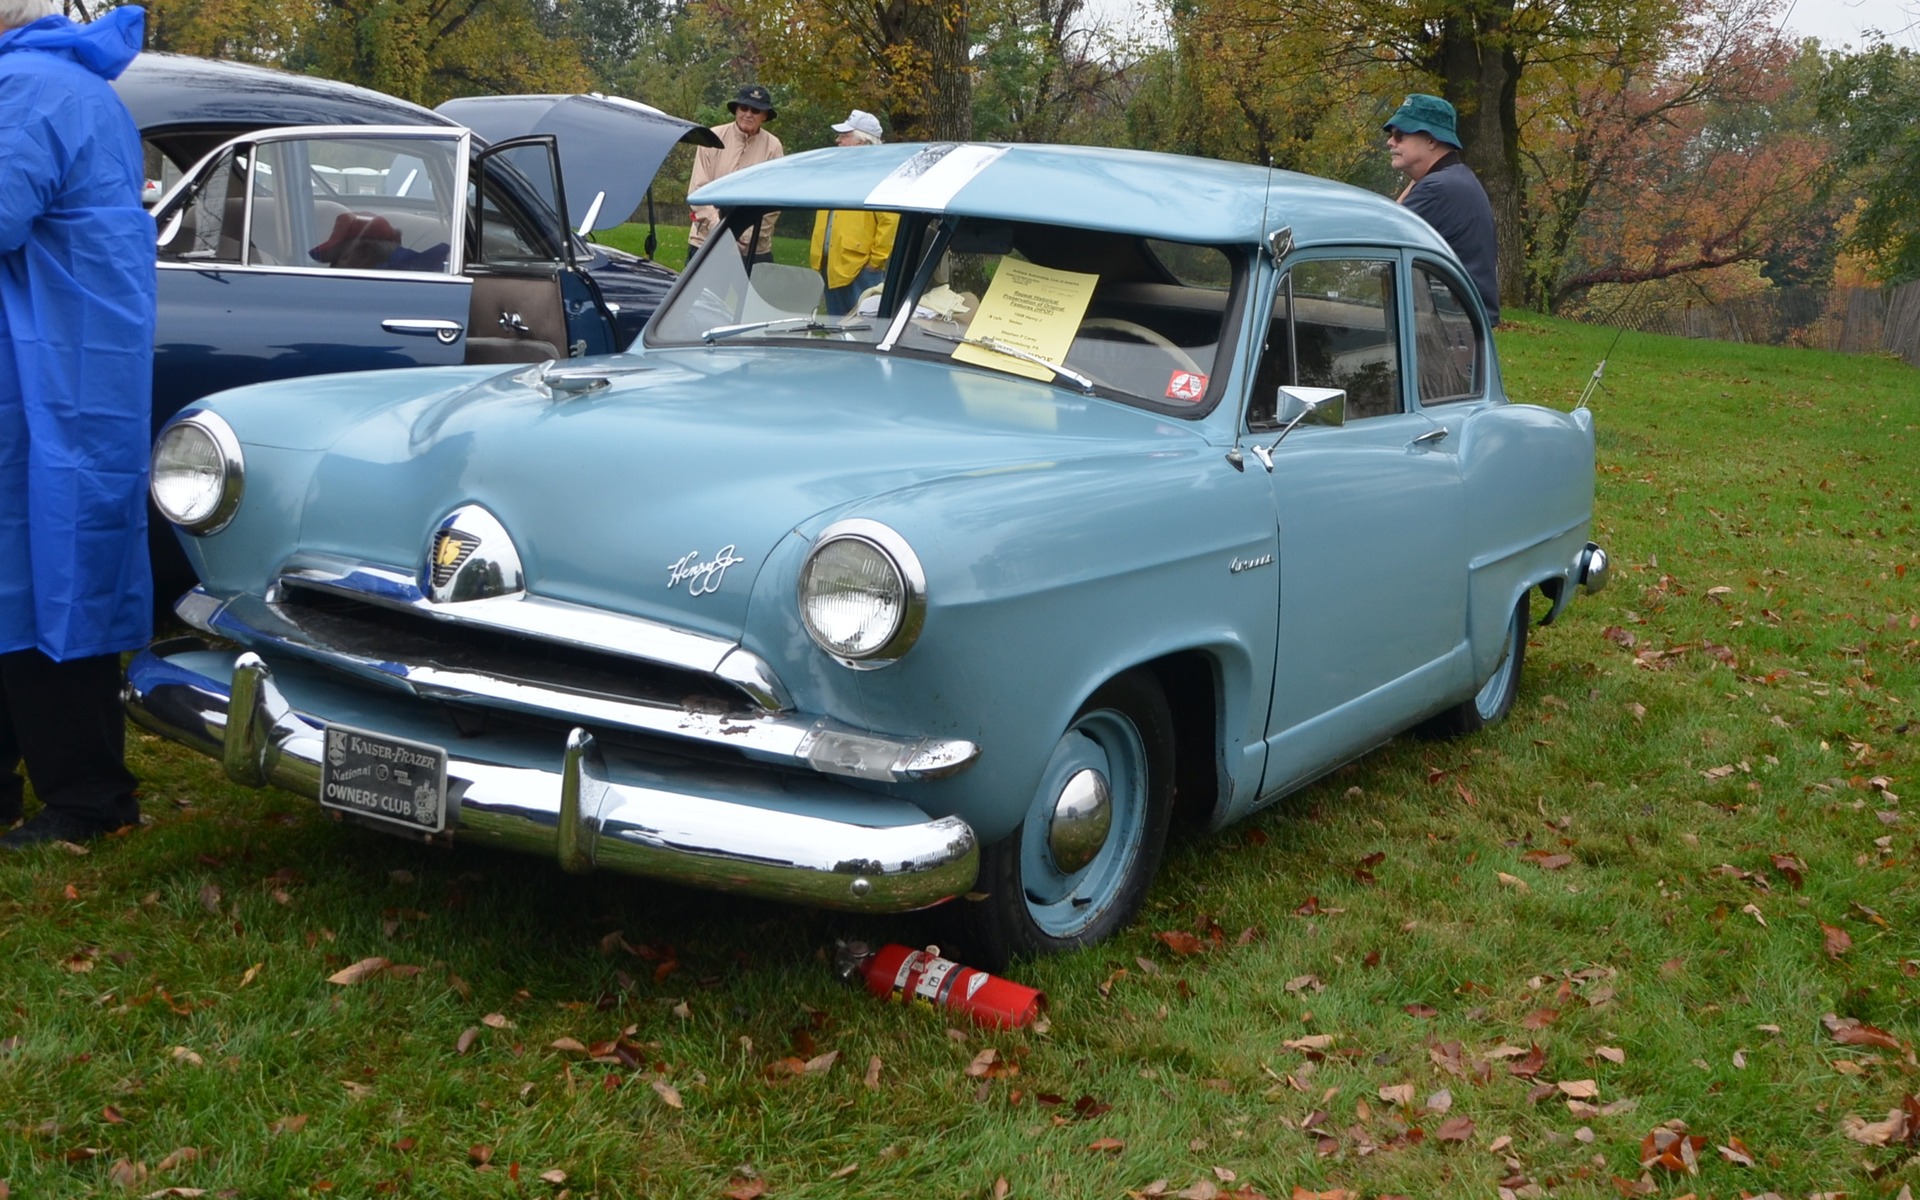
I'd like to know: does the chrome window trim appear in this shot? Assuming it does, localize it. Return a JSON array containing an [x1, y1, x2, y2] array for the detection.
[[156, 260, 475, 284], [152, 125, 472, 274], [798, 518, 927, 669], [270, 557, 792, 712]]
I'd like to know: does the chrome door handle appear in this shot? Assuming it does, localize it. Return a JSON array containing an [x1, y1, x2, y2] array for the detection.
[[1411, 427, 1449, 446], [382, 318, 464, 345]]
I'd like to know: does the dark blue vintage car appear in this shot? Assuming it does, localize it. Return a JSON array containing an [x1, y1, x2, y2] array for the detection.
[[114, 53, 715, 600], [116, 53, 713, 425]]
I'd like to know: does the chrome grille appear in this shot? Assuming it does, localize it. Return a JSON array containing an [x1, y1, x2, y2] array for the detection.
[[274, 581, 759, 717]]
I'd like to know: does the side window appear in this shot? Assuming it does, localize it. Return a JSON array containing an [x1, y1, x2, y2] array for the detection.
[[1250, 258, 1403, 426], [265, 136, 458, 273], [156, 148, 244, 263], [473, 144, 567, 267], [1413, 263, 1482, 404]]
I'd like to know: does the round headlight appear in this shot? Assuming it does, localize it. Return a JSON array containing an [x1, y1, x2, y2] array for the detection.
[[151, 411, 244, 535], [798, 520, 925, 666]]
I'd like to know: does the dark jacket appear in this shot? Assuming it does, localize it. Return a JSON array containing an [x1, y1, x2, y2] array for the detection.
[[1403, 152, 1499, 325], [0, 6, 156, 659]]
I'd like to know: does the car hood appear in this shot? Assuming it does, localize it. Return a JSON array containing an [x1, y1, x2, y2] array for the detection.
[[289, 349, 1209, 637], [437, 94, 721, 234]]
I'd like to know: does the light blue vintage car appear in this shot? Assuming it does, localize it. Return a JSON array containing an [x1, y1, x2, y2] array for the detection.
[[129, 142, 1607, 966]]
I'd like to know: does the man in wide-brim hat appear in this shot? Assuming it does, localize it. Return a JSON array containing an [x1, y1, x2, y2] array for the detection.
[[688, 83, 784, 263], [1384, 92, 1499, 324]]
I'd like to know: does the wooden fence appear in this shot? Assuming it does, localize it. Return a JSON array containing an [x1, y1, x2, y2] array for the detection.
[[1619, 280, 1920, 367]]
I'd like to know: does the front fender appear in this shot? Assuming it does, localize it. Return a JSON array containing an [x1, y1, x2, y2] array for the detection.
[[740, 445, 1280, 844]]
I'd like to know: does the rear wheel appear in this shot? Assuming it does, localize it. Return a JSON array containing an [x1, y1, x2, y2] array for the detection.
[[1419, 593, 1528, 739], [954, 670, 1175, 970]]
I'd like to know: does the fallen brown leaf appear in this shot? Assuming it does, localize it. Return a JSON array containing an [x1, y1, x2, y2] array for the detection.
[[1435, 1115, 1475, 1142], [1378, 1083, 1415, 1106], [803, 1050, 839, 1075], [1842, 1108, 1910, 1146], [326, 957, 390, 986], [650, 1080, 682, 1109], [1716, 1135, 1755, 1166], [1155, 931, 1205, 956], [1821, 923, 1852, 959], [1822, 1013, 1906, 1051]]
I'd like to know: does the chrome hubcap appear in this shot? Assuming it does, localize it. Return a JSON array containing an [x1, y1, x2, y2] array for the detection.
[[1048, 767, 1112, 873]]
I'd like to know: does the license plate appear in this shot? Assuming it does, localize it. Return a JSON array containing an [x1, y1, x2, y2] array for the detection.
[[320, 723, 449, 833]]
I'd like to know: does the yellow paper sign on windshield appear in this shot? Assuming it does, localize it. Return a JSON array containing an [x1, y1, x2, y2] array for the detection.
[[951, 260, 1098, 381]]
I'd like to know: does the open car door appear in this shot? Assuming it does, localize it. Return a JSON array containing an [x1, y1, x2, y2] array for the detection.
[[466, 134, 617, 361], [438, 93, 721, 252]]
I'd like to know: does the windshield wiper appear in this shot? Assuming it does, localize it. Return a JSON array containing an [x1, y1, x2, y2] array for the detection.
[[701, 316, 871, 343], [919, 330, 1094, 394]]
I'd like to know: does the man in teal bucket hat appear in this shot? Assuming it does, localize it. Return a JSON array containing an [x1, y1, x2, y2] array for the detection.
[[1384, 93, 1499, 323]]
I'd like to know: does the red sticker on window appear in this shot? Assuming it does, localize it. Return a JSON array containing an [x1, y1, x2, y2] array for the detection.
[[1166, 371, 1208, 401]]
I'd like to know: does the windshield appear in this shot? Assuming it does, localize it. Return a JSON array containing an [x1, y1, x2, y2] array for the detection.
[[647, 207, 1245, 414]]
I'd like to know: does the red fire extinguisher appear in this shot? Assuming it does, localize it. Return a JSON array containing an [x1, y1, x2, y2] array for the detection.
[[835, 941, 1045, 1029]]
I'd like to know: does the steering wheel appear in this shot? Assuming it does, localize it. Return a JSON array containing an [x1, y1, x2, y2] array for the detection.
[[1077, 318, 1205, 376]]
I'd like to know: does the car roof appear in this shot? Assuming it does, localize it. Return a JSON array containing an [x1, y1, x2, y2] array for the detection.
[[114, 52, 456, 134], [690, 142, 1448, 250]]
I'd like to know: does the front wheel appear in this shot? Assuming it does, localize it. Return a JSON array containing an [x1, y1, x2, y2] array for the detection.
[[953, 670, 1176, 970], [1419, 593, 1529, 739]]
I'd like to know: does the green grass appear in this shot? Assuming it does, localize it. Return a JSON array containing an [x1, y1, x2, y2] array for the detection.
[[592, 221, 809, 272], [3, 315, 1916, 1198]]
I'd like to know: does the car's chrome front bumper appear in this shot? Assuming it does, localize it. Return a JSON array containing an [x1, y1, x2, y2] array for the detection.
[[125, 644, 980, 912]]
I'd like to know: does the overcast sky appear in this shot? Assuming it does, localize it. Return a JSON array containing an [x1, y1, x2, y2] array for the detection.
[[1779, 0, 1920, 49]]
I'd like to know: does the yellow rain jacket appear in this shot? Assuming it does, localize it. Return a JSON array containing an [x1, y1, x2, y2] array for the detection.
[[808, 209, 899, 288]]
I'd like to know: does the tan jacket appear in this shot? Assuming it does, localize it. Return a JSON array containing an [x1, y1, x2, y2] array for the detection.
[[688, 121, 784, 254]]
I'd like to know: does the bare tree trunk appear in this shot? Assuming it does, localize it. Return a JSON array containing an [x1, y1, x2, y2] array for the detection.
[[1431, 1, 1523, 318], [883, 0, 972, 141]]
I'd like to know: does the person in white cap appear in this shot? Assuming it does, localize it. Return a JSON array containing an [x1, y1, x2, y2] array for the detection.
[[808, 109, 897, 315]]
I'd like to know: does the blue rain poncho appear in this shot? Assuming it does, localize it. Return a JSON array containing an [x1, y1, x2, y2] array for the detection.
[[0, 6, 156, 660]]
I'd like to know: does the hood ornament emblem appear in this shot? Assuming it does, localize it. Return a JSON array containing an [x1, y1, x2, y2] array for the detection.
[[424, 505, 525, 603]]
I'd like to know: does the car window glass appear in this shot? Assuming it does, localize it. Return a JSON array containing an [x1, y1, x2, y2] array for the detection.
[[1251, 258, 1402, 425], [649, 211, 1238, 414], [1147, 238, 1233, 289], [156, 147, 244, 264], [248, 137, 457, 273], [1412, 262, 1482, 404], [473, 145, 565, 266], [141, 140, 186, 208]]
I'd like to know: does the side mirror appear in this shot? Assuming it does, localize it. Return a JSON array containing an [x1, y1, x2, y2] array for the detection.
[[1249, 386, 1348, 472], [1276, 385, 1347, 428]]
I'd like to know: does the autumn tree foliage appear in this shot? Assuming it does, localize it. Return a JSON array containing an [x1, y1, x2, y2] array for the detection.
[[143, 0, 592, 103], [1519, 0, 1831, 314], [1819, 43, 1920, 284], [1153, 0, 1712, 314], [735, 0, 973, 140]]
